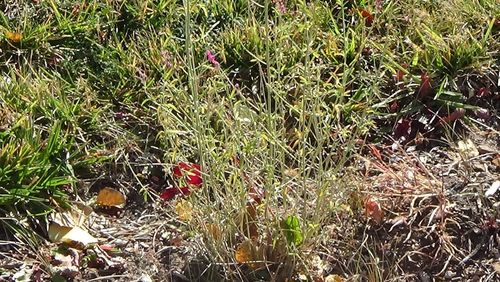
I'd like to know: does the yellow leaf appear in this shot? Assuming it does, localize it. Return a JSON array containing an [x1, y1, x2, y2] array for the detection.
[[49, 202, 93, 228], [457, 139, 479, 158], [48, 222, 97, 249], [325, 274, 344, 282], [175, 199, 193, 221], [5, 31, 22, 42], [96, 187, 126, 208]]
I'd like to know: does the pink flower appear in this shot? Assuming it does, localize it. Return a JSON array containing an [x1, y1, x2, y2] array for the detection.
[[205, 50, 219, 68], [273, 0, 287, 14]]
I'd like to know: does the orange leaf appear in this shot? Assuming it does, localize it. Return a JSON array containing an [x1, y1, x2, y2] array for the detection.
[[235, 240, 264, 269], [368, 144, 382, 162], [96, 187, 126, 208], [5, 31, 22, 42], [235, 240, 253, 263]]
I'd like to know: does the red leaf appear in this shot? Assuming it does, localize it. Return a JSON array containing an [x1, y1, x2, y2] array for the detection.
[[172, 162, 202, 186], [476, 87, 491, 98], [364, 197, 384, 224], [438, 108, 465, 125], [160, 187, 191, 200], [173, 162, 190, 178], [394, 70, 405, 83], [484, 216, 498, 231], [389, 101, 399, 113], [160, 188, 178, 200], [99, 244, 115, 252], [359, 9, 374, 27], [186, 172, 202, 186], [394, 119, 411, 139], [418, 72, 432, 99], [394, 64, 408, 84], [179, 187, 190, 195]]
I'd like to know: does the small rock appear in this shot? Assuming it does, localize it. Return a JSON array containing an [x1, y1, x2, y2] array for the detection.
[[473, 163, 485, 172], [474, 108, 490, 120], [50, 265, 79, 280], [12, 264, 33, 282], [492, 156, 500, 168], [493, 261, 500, 273], [485, 180, 500, 197], [137, 273, 153, 282], [418, 271, 431, 282], [444, 270, 455, 279], [477, 144, 496, 154], [161, 231, 171, 240], [52, 253, 73, 266], [113, 239, 128, 247]]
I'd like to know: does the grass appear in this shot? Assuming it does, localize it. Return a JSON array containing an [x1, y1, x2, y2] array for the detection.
[[0, 0, 499, 280]]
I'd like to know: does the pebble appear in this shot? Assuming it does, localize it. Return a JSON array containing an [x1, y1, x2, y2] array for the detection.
[[113, 239, 128, 247], [444, 270, 456, 279], [137, 273, 153, 282], [478, 144, 496, 154]]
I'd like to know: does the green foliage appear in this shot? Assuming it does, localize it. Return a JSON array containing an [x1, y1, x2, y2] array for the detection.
[[0, 120, 72, 222], [281, 215, 304, 246]]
